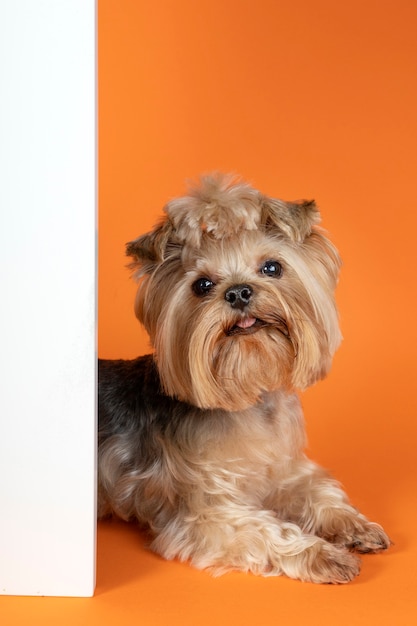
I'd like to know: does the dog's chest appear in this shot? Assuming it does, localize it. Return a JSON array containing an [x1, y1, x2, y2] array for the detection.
[[179, 391, 305, 499]]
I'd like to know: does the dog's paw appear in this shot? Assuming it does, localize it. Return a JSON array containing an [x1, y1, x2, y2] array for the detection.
[[342, 521, 391, 554], [275, 539, 361, 584], [301, 541, 361, 584], [319, 514, 391, 554]]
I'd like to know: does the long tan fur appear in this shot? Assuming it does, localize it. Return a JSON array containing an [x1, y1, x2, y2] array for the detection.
[[98, 173, 390, 583]]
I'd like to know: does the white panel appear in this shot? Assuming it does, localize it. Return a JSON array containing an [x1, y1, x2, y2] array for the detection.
[[0, 1, 96, 596]]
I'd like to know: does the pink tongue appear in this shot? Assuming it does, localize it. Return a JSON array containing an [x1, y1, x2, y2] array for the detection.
[[236, 317, 257, 329]]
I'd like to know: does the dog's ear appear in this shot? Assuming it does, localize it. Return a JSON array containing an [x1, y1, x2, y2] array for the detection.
[[126, 218, 179, 274], [261, 197, 321, 242]]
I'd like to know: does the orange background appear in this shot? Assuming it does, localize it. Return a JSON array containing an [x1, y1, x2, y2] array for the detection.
[[3, 0, 417, 624]]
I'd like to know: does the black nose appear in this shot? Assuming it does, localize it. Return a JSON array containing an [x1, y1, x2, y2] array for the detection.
[[224, 284, 253, 310]]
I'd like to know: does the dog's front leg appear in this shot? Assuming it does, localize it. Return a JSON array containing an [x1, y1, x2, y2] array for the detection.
[[271, 458, 391, 554], [149, 502, 362, 583]]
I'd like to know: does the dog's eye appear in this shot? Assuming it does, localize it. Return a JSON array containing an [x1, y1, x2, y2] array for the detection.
[[260, 260, 283, 278], [192, 277, 215, 297]]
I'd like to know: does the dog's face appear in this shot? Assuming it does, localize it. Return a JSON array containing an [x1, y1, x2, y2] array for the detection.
[[127, 174, 342, 411]]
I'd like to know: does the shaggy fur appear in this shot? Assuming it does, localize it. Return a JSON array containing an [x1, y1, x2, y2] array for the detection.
[[98, 173, 390, 583]]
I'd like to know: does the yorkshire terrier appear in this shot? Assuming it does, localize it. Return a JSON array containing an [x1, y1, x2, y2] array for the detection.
[[98, 173, 390, 583]]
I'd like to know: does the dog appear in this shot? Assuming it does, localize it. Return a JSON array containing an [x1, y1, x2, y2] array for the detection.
[[98, 173, 390, 583]]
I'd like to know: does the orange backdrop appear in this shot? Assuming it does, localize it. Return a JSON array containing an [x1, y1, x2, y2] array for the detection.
[[3, 1, 417, 624]]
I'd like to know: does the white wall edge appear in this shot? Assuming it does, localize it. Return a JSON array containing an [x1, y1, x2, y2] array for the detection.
[[0, 0, 97, 597]]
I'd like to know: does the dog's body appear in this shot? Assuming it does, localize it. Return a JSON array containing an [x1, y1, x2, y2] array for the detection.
[[98, 174, 390, 583]]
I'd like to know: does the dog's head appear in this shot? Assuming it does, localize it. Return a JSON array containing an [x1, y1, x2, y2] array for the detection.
[[127, 173, 342, 410]]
